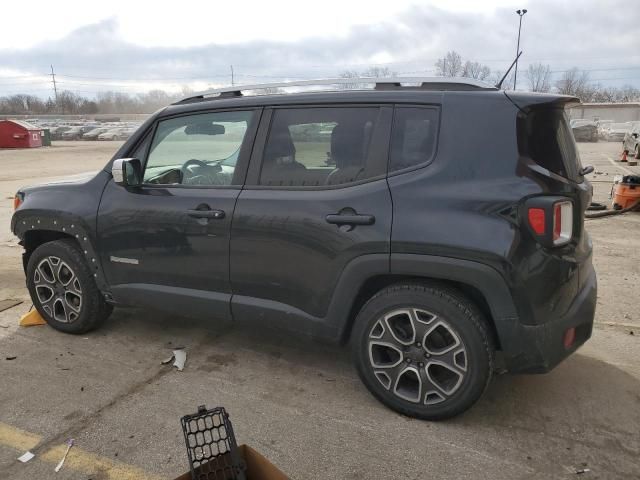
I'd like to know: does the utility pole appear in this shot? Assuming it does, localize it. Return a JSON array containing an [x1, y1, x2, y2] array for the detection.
[[230, 65, 234, 86], [50, 64, 59, 107], [514, 9, 527, 90]]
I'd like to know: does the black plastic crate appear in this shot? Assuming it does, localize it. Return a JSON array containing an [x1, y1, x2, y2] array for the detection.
[[180, 406, 247, 480]]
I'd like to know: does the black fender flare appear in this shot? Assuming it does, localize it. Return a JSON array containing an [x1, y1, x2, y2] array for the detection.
[[12, 210, 109, 291], [388, 253, 520, 347], [329, 253, 519, 346]]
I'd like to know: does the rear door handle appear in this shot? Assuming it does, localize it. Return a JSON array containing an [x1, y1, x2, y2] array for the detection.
[[325, 213, 375, 226], [187, 209, 225, 219]]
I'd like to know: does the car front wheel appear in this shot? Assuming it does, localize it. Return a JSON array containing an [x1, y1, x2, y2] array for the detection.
[[352, 283, 494, 420], [26, 239, 112, 334]]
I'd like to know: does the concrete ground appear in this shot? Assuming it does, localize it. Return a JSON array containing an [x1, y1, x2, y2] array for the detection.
[[0, 140, 639, 480]]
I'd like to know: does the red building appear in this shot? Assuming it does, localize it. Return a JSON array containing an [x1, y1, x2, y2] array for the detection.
[[0, 120, 43, 148]]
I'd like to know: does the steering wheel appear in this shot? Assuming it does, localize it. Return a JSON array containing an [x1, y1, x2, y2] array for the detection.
[[181, 158, 209, 176]]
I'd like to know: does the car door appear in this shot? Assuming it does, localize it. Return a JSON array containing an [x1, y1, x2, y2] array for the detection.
[[97, 108, 261, 320], [229, 105, 393, 337]]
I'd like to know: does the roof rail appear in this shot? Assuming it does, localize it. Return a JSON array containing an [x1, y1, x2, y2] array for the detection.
[[174, 77, 497, 104]]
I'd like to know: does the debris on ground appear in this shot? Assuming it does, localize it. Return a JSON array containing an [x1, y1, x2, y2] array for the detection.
[[576, 468, 591, 474], [6, 356, 16, 360], [162, 348, 187, 371], [54, 438, 74, 472], [17, 451, 35, 463], [0, 299, 23, 312]]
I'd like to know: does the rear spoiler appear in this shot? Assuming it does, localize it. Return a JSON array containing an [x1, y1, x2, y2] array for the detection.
[[503, 91, 580, 113]]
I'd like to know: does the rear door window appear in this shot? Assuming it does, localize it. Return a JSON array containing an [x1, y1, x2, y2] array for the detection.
[[259, 107, 383, 187], [519, 108, 583, 181]]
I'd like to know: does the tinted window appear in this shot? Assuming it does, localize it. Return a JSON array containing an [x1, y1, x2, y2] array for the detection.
[[143, 110, 254, 186], [520, 108, 583, 181], [260, 107, 381, 187], [389, 107, 438, 172]]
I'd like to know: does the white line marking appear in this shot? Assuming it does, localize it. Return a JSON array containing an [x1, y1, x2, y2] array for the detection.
[[603, 154, 635, 175]]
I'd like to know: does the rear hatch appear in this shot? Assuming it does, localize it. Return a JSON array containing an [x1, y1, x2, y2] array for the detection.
[[507, 92, 594, 293]]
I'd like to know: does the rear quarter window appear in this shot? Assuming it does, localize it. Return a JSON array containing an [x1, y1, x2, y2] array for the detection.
[[518, 108, 583, 182], [389, 107, 439, 173]]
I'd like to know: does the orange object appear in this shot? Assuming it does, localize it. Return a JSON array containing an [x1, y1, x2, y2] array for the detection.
[[612, 182, 640, 210], [621, 150, 628, 162], [19, 309, 47, 327]]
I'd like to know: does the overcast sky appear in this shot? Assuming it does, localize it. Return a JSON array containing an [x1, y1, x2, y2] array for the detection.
[[1, 0, 638, 97]]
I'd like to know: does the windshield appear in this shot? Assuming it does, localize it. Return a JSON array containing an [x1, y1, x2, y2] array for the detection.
[[146, 112, 250, 169]]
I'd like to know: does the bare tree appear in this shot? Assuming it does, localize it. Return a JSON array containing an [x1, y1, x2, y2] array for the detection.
[[462, 61, 491, 80], [555, 68, 591, 99], [615, 85, 640, 102], [339, 66, 396, 89], [490, 69, 514, 90], [361, 66, 395, 78], [435, 51, 463, 77], [525, 63, 552, 92]]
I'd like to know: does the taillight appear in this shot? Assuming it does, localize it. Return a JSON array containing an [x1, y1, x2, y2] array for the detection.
[[527, 208, 546, 235], [553, 201, 573, 246], [525, 197, 573, 247]]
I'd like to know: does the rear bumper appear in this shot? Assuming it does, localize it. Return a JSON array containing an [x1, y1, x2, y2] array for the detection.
[[503, 267, 597, 374]]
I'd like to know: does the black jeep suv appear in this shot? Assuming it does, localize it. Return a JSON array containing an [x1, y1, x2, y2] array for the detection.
[[11, 78, 597, 420]]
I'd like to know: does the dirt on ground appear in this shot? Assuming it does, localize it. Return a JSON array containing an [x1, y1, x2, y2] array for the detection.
[[0, 140, 638, 480]]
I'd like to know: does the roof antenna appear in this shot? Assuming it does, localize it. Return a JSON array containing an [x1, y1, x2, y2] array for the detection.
[[495, 51, 523, 89]]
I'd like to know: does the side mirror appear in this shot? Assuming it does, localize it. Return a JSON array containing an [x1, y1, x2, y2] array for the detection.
[[112, 158, 142, 187], [579, 165, 594, 176]]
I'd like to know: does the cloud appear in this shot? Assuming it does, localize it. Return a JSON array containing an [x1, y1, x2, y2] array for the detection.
[[0, 1, 638, 97]]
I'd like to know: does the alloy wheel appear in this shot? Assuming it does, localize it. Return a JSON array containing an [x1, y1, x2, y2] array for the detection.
[[367, 308, 468, 405], [33, 256, 83, 323]]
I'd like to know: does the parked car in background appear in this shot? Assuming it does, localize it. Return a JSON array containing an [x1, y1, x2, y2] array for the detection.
[[623, 123, 640, 158], [571, 120, 598, 142], [49, 126, 72, 140], [98, 128, 128, 141], [604, 122, 632, 142], [61, 125, 97, 140], [82, 127, 111, 140], [596, 120, 613, 140]]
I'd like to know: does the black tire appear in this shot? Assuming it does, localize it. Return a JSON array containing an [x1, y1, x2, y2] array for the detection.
[[26, 239, 112, 334], [352, 282, 494, 420]]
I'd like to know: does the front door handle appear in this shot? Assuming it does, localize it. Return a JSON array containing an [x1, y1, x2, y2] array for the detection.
[[187, 209, 225, 219], [325, 213, 375, 226]]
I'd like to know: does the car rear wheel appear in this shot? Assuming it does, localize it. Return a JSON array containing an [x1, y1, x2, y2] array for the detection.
[[352, 282, 494, 420], [26, 239, 112, 334]]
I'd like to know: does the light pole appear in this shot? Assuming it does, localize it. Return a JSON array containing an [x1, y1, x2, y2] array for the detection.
[[514, 9, 527, 90]]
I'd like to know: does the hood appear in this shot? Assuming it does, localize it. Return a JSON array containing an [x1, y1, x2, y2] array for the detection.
[[19, 171, 99, 193]]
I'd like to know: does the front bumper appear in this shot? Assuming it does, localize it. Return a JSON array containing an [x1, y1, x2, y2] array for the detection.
[[503, 267, 597, 374]]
